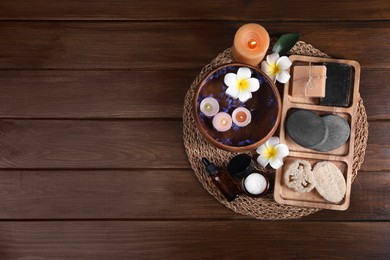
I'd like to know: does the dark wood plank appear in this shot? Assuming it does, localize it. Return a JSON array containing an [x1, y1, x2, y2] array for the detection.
[[0, 120, 189, 169], [360, 69, 390, 120], [0, 22, 389, 69], [0, 170, 387, 220], [0, 70, 196, 119], [360, 121, 390, 172], [0, 120, 387, 171], [0, 0, 388, 21], [0, 221, 388, 259], [0, 169, 234, 219], [0, 69, 387, 120]]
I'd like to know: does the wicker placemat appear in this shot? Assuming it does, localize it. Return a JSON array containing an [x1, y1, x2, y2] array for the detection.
[[183, 41, 368, 219]]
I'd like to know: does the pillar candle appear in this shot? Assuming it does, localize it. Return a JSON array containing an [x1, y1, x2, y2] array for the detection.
[[232, 23, 270, 66]]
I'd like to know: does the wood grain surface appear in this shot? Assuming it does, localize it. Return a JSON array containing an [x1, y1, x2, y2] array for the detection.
[[0, 22, 389, 69], [0, 221, 388, 259], [0, 0, 388, 259], [0, 0, 388, 20]]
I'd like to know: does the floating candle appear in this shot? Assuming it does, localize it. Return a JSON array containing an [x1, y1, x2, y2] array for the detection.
[[232, 107, 252, 127], [200, 97, 219, 117], [243, 173, 269, 196], [232, 23, 270, 66], [212, 112, 232, 132]]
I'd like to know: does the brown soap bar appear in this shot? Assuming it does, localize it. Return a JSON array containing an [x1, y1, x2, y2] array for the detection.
[[292, 65, 327, 97], [319, 63, 353, 107]]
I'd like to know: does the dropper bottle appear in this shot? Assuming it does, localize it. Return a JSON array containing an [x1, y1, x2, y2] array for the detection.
[[202, 158, 240, 202]]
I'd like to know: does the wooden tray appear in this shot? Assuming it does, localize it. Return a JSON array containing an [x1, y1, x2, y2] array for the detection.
[[274, 55, 361, 210]]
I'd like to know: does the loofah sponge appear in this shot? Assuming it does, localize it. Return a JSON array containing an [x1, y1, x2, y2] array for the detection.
[[313, 161, 346, 203], [283, 160, 316, 193]]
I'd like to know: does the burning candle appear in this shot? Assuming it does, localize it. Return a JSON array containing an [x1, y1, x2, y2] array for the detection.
[[232, 23, 270, 66], [212, 112, 232, 132], [243, 173, 269, 196], [232, 107, 252, 127], [200, 97, 219, 117]]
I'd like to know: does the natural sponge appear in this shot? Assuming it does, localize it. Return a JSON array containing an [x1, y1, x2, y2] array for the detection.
[[284, 160, 316, 193], [313, 161, 346, 203]]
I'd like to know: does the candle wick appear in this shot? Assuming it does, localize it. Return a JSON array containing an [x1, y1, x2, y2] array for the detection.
[[247, 38, 257, 49]]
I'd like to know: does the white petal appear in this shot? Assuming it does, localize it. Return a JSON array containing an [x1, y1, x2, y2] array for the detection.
[[238, 90, 252, 102], [276, 70, 290, 83], [266, 53, 279, 65], [276, 144, 289, 158], [261, 61, 273, 74], [268, 73, 276, 82], [225, 86, 239, 99], [266, 136, 280, 149], [246, 78, 260, 92], [269, 157, 284, 169], [276, 56, 292, 70], [261, 61, 277, 82], [237, 67, 251, 81], [256, 143, 267, 155], [257, 155, 270, 168], [224, 73, 238, 88]]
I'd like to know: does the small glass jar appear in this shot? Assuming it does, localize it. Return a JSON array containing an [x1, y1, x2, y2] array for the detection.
[[227, 154, 254, 180], [227, 154, 270, 197], [241, 172, 269, 197]]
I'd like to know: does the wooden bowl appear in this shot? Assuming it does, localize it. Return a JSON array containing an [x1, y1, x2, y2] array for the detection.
[[193, 63, 282, 152]]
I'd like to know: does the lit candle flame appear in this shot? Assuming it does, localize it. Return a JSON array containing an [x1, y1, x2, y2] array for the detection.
[[236, 111, 247, 123], [204, 103, 213, 112], [221, 119, 228, 126], [247, 38, 257, 49]]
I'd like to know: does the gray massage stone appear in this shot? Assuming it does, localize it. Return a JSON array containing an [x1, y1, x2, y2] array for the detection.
[[312, 115, 350, 152], [286, 109, 328, 149]]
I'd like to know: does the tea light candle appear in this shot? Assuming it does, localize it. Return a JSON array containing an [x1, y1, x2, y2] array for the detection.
[[243, 173, 269, 196], [232, 23, 270, 66], [232, 107, 252, 127], [200, 97, 219, 117], [212, 112, 232, 132]]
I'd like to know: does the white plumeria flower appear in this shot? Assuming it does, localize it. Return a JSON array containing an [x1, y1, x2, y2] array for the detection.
[[261, 53, 292, 83], [224, 67, 260, 102], [256, 136, 289, 169]]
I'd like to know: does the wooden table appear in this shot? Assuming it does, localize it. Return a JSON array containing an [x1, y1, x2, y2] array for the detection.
[[0, 1, 389, 258]]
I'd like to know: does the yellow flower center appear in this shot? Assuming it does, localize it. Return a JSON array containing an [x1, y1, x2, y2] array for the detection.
[[270, 63, 281, 76], [264, 146, 277, 160], [238, 79, 249, 91]]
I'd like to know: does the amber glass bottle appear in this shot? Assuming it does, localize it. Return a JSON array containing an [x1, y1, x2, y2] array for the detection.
[[202, 158, 241, 202]]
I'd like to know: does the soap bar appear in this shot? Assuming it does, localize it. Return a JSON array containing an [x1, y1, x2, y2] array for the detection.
[[320, 63, 353, 107], [286, 109, 328, 149], [312, 114, 350, 152], [292, 65, 327, 97]]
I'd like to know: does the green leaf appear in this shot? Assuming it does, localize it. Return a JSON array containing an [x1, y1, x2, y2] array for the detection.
[[272, 33, 300, 56]]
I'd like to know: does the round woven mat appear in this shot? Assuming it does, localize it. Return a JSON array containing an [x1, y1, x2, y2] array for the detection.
[[183, 41, 368, 219]]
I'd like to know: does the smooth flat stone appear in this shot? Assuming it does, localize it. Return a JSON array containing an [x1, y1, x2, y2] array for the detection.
[[286, 109, 328, 149], [312, 114, 350, 152], [320, 63, 353, 107]]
